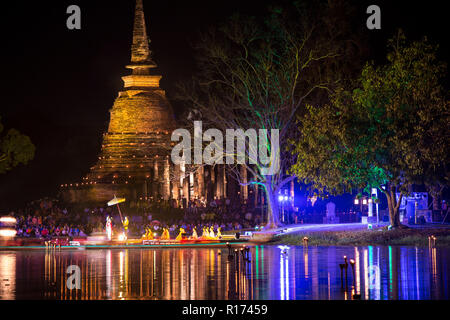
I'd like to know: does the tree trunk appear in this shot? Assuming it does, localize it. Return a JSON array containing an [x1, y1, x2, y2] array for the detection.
[[428, 185, 442, 211], [384, 187, 404, 229], [432, 195, 440, 211], [264, 181, 280, 229]]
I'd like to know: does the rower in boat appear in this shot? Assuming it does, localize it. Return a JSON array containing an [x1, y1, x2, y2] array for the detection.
[[123, 217, 129, 238], [190, 227, 198, 240], [209, 226, 215, 239], [200, 226, 209, 240], [216, 227, 222, 239], [176, 228, 185, 241], [142, 227, 153, 240], [161, 228, 170, 240]]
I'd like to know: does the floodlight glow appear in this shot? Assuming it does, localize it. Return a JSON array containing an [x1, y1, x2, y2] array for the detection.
[[278, 195, 284, 202], [0, 229, 17, 238], [0, 217, 16, 224], [354, 199, 359, 205]]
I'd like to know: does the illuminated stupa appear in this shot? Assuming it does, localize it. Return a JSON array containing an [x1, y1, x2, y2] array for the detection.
[[63, 0, 177, 205], [62, 0, 255, 209]]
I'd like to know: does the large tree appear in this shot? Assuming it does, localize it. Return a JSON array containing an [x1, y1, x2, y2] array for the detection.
[[290, 31, 449, 228], [176, 1, 365, 227], [0, 116, 35, 174]]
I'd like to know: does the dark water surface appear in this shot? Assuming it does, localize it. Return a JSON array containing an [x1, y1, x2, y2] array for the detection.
[[0, 245, 448, 300]]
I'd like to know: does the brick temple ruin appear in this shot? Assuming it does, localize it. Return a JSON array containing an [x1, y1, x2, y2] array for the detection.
[[60, 0, 263, 210]]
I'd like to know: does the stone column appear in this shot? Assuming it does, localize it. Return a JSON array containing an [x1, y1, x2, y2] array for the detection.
[[171, 163, 180, 204], [183, 174, 189, 204], [189, 172, 195, 200], [222, 165, 227, 199], [215, 165, 222, 199], [153, 159, 159, 198], [196, 166, 205, 200], [210, 166, 216, 199], [163, 157, 170, 200]]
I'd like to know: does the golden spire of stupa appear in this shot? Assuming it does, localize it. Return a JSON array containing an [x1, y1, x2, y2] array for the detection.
[[123, 0, 160, 88], [130, 0, 154, 64], [126, 0, 157, 77]]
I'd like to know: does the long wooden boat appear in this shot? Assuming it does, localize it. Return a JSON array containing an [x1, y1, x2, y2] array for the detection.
[[0, 237, 249, 250]]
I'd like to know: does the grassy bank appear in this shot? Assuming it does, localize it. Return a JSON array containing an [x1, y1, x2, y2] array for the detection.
[[273, 227, 450, 247]]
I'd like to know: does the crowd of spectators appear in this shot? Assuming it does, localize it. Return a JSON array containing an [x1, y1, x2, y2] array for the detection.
[[10, 199, 87, 239], [7, 198, 266, 239], [8, 197, 361, 240]]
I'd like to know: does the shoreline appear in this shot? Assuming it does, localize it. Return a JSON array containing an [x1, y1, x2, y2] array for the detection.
[[271, 226, 450, 247]]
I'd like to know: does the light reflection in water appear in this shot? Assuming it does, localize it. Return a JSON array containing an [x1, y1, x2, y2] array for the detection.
[[280, 252, 285, 300], [364, 248, 369, 299], [106, 250, 111, 297], [355, 247, 361, 295], [416, 247, 420, 300], [304, 248, 308, 279], [0, 254, 15, 300], [0, 245, 448, 300]]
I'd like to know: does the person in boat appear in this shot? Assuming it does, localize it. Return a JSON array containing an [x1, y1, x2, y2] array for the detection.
[[123, 217, 129, 237], [147, 228, 154, 240], [190, 227, 198, 240], [216, 227, 222, 239], [209, 226, 216, 239], [176, 228, 185, 241], [161, 228, 170, 240], [106, 216, 112, 241], [142, 227, 153, 240], [201, 226, 209, 239]]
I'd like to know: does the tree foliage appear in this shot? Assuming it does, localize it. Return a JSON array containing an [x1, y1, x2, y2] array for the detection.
[[290, 31, 449, 227], [176, 0, 365, 227], [0, 116, 35, 174]]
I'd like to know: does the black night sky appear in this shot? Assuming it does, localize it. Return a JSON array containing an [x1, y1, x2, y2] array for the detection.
[[0, 0, 448, 210]]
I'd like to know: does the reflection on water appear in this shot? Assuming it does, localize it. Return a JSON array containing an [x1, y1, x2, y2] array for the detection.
[[0, 245, 448, 300]]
